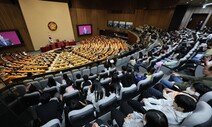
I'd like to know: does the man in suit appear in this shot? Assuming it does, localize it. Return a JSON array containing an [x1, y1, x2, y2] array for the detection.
[[0, 35, 13, 46], [36, 93, 63, 126]]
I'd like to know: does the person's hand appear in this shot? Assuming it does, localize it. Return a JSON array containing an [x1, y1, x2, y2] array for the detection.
[[141, 98, 147, 103], [172, 72, 180, 76], [92, 122, 99, 127]]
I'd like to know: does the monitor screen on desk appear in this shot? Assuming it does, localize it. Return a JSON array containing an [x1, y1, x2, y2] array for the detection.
[[77, 24, 92, 36], [0, 30, 24, 48]]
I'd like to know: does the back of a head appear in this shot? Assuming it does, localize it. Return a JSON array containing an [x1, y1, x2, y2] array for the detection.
[[63, 74, 69, 80], [40, 93, 51, 104], [76, 74, 81, 79], [83, 75, 89, 81], [144, 109, 168, 127], [174, 94, 196, 112], [122, 66, 127, 72], [48, 77, 56, 87]]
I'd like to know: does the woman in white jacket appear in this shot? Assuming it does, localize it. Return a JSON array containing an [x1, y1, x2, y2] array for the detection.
[[128, 94, 196, 125], [111, 102, 168, 127]]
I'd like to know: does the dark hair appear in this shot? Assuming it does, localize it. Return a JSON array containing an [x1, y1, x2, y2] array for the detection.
[[83, 75, 89, 82], [76, 74, 81, 79], [208, 66, 212, 71], [63, 74, 73, 85], [192, 83, 212, 97], [174, 94, 196, 112], [47, 77, 56, 87], [27, 72, 33, 78], [40, 93, 51, 104], [147, 67, 155, 74], [121, 66, 127, 72], [144, 109, 168, 127]]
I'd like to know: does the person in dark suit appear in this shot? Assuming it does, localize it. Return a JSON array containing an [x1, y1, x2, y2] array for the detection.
[[35, 93, 63, 126], [0, 35, 13, 46]]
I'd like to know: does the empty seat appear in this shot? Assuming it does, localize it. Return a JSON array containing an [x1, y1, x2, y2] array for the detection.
[[82, 68, 90, 76], [90, 66, 97, 74]]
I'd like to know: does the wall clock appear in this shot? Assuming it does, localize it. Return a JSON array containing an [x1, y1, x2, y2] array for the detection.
[[48, 21, 57, 31]]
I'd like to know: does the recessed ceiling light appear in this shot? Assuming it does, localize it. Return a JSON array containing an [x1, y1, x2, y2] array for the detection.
[[186, 1, 189, 4]]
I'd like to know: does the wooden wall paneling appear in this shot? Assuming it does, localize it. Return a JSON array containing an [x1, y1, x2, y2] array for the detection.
[[0, 2, 34, 53]]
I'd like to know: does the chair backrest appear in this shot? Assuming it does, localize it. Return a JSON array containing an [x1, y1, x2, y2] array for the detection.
[[75, 78, 84, 89], [199, 91, 212, 107], [72, 71, 81, 81], [96, 93, 117, 113], [54, 76, 63, 84], [43, 86, 57, 97], [63, 90, 80, 105], [137, 78, 152, 91], [67, 73, 73, 80], [89, 74, 97, 82], [90, 66, 97, 74], [55, 73, 62, 77], [100, 78, 112, 87], [82, 68, 90, 76], [98, 64, 105, 73], [39, 79, 49, 89], [99, 71, 108, 79], [41, 118, 61, 127], [115, 58, 122, 67], [68, 104, 95, 127], [44, 74, 54, 79], [181, 101, 212, 127], [30, 81, 42, 90], [119, 84, 137, 101], [109, 68, 116, 76], [195, 65, 204, 77], [64, 71, 71, 75], [34, 77, 44, 81], [138, 66, 147, 73], [160, 65, 172, 76], [23, 79, 33, 84], [21, 91, 40, 107], [151, 71, 164, 85]]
